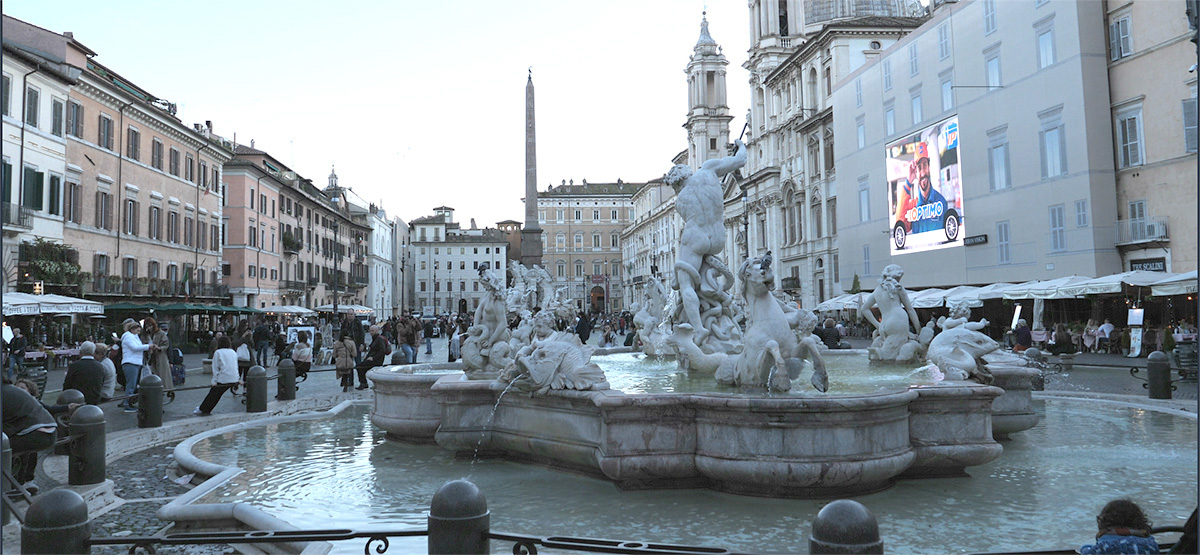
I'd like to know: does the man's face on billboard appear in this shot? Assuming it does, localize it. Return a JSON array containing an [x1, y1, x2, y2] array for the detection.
[[917, 158, 931, 194]]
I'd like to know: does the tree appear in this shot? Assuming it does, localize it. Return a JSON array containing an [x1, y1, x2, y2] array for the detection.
[[849, 273, 862, 294]]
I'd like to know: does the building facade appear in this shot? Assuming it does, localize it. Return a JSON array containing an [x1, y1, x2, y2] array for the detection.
[[740, 1, 924, 307], [223, 144, 284, 309], [1, 17, 83, 296], [1104, 0, 1198, 273], [833, 0, 1124, 291], [537, 180, 638, 313], [621, 178, 677, 309], [411, 207, 509, 316], [61, 41, 232, 306]]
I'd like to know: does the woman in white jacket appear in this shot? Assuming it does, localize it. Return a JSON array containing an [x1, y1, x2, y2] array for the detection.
[[193, 336, 241, 416]]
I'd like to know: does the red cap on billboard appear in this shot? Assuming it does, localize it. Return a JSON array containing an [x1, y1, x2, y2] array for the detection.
[[914, 141, 929, 161]]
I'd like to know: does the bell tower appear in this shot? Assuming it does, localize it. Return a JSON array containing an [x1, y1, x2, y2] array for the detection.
[[684, 12, 734, 171]]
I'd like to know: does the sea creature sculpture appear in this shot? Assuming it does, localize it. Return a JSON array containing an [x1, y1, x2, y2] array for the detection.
[[499, 331, 609, 396]]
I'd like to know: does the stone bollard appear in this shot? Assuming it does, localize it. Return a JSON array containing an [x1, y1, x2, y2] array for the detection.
[[138, 373, 164, 428], [22, 488, 91, 554], [202, 358, 212, 375], [245, 365, 268, 413], [810, 499, 883, 554], [1147, 351, 1173, 400], [69, 404, 106, 486], [276, 358, 296, 401], [429, 479, 490, 554], [1059, 352, 1076, 373], [2, 433, 9, 526], [52, 389, 85, 455], [390, 350, 406, 365], [1025, 348, 1045, 391]]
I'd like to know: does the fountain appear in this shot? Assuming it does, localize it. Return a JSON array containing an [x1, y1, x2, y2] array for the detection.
[[369, 141, 1043, 498]]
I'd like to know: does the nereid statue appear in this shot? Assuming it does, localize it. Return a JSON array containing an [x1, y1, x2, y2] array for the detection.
[[461, 263, 512, 377], [859, 264, 925, 363]]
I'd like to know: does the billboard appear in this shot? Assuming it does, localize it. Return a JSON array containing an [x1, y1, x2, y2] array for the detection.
[[885, 115, 963, 255]]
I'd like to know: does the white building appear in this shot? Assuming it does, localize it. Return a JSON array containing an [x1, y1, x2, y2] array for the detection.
[[1, 21, 84, 294], [411, 207, 508, 316], [832, 0, 1123, 291], [622, 177, 678, 308], [340, 187, 395, 318], [739, 0, 925, 307]]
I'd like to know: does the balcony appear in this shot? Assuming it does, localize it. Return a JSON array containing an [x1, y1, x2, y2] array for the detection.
[[780, 276, 801, 291], [354, 275, 369, 286], [281, 280, 305, 292], [308, 277, 319, 286], [281, 232, 302, 256], [1115, 217, 1169, 245], [2, 202, 33, 230]]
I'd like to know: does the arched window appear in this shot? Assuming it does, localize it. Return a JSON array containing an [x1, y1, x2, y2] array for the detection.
[[784, 190, 795, 244], [794, 193, 804, 243]]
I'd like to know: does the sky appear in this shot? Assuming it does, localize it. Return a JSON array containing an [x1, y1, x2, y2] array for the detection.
[[4, 0, 751, 227]]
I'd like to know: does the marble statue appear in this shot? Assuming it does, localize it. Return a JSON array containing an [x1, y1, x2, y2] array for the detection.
[[507, 260, 533, 311], [666, 139, 747, 358], [528, 264, 552, 309], [633, 276, 670, 355], [670, 254, 826, 392], [499, 329, 609, 396], [858, 264, 925, 363], [461, 263, 512, 377], [926, 300, 998, 383]]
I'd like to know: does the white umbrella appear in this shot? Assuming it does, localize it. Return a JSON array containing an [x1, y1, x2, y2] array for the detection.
[[3, 292, 42, 316], [37, 293, 104, 314], [814, 293, 852, 312], [908, 288, 948, 309], [936, 285, 983, 308], [1150, 270, 1197, 297], [1056, 270, 1181, 297], [1002, 275, 1094, 300]]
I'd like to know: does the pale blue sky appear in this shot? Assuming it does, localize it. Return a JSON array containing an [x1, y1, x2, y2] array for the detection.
[[4, 0, 751, 226]]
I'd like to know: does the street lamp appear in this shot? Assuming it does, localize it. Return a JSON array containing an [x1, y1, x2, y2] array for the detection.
[[741, 196, 750, 259], [332, 222, 340, 334]]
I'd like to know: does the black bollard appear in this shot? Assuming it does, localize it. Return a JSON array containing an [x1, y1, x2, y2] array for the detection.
[[1147, 351, 1173, 400], [276, 358, 296, 401], [390, 350, 406, 365], [52, 390, 85, 456], [69, 404, 106, 486], [810, 499, 883, 554], [245, 365, 268, 413], [137, 373, 163, 428], [22, 488, 91, 554], [429, 479, 490, 554], [2, 433, 9, 526]]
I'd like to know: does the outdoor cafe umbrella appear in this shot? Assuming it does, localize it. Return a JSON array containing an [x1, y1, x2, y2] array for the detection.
[[37, 294, 104, 315], [1002, 276, 1094, 330], [1056, 270, 1182, 298], [3, 292, 41, 316], [1150, 270, 1198, 297], [908, 288, 949, 309]]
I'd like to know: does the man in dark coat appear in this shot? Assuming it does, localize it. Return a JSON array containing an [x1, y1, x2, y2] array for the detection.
[[356, 325, 388, 390], [576, 314, 593, 344], [63, 341, 107, 405]]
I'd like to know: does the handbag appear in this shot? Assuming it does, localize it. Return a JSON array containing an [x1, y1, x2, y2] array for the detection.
[[236, 344, 251, 361]]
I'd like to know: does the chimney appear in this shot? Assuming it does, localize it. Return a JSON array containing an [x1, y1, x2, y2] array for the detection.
[[205, 120, 212, 132], [251, 139, 255, 148]]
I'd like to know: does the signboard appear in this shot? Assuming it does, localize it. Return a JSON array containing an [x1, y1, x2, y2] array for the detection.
[[886, 115, 964, 255], [422, 305, 435, 317], [964, 234, 988, 246], [1130, 258, 1166, 272], [286, 326, 315, 344]]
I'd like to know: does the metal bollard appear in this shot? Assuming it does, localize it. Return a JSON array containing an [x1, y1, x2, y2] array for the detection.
[[69, 404, 106, 486], [1147, 351, 1173, 400], [276, 358, 296, 401], [429, 479, 490, 554], [138, 373, 163, 428], [2, 433, 10, 526], [53, 389, 85, 456], [245, 365, 268, 413], [22, 488, 91, 554], [810, 499, 883, 554]]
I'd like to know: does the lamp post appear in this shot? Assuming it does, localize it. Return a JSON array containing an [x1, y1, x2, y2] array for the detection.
[[332, 222, 340, 334], [742, 196, 750, 259]]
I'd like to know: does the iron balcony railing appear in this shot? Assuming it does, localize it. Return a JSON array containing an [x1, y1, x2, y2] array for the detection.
[[2, 202, 33, 228], [1115, 217, 1169, 245]]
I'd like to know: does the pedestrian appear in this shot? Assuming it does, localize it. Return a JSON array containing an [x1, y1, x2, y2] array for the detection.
[[1013, 319, 1032, 354], [193, 335, 241, 416], [399, 316, 417, 363], [292, 330, 312, 380], [234, 330, 256, 393], [576, 314, 592, 344], [601, 325, 616, 348], [334, 329, 357, 392], [63, 341, 106, 405], [253, 320, 271, 367], [423, 319, 435, 354], [93, 343, 118, 402], [2, 379, 59, 494], [1080, 498, 1160, 554], [352, 317, 366, 365], [7, 327, 27, 381], [143, 317, 173, 395], [356, 325, 387, 390], [119, 320, 150, 412]]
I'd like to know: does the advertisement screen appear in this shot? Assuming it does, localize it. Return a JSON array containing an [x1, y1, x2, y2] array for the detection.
[[885, 115, 964, 255]]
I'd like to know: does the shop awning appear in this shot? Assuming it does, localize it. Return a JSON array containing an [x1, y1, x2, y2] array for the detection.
[[1002, 275, 1094, 300], [4, 293, 103, 315], [1056, 270, 1181, 297], [3, 292, 42, 316]]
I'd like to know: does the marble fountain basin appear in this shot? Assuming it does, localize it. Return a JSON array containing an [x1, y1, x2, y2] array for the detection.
[[367, 351, 1039, 498]]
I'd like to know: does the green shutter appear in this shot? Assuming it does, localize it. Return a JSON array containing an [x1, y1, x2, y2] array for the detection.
[[49, 175, 60, 215], [2, 161, 11, 203], [23, 167, 44, 210]]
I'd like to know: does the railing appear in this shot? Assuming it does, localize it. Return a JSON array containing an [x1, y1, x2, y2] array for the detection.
[[354, 275, 369, 285], [2, 202, 33, 228], [281, 280, 305, 292], [1115, 217, 1169, 244], [780, 276, 801, 290], [308, 277, 319, 286]]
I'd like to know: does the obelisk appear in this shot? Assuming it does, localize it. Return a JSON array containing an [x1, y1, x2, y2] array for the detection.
[[520, 69, 544, 266]]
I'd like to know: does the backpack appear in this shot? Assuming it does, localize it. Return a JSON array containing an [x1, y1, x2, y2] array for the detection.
[[168, 347, 184, 365]]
